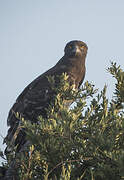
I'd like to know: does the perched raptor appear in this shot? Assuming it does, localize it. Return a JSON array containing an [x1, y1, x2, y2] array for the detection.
[[4, 40, 88, 154]]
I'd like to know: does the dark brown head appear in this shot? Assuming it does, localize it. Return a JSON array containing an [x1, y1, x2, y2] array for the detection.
[[64, 40, 88, 58]]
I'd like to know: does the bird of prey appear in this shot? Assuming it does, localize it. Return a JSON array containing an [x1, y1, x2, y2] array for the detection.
[[4, 40, 88, 154]]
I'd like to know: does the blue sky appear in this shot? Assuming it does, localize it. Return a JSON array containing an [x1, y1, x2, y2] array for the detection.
[[0, 0, 124, 163]]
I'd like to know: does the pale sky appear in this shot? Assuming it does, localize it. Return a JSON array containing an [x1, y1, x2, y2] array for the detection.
[[0, 0, 124, 164]]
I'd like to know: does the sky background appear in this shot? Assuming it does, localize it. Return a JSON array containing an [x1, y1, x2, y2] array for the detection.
[[0, 0, 124, 164]]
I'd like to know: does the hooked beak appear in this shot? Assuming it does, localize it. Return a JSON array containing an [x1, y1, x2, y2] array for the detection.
[[71, 46, 81, 56]]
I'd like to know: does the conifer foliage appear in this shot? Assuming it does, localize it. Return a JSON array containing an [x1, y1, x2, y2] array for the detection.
[[1, 62, 124, 179]]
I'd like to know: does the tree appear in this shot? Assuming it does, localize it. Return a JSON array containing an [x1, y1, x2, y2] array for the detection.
[[1, 62, 124, 180]]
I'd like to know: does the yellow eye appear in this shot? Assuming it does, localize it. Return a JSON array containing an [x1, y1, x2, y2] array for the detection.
[[68, 45, 72, 49], [80, 45, 85, 49]]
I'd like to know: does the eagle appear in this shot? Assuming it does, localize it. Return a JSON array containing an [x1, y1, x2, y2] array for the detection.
[[4, 40, 88, 154]]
